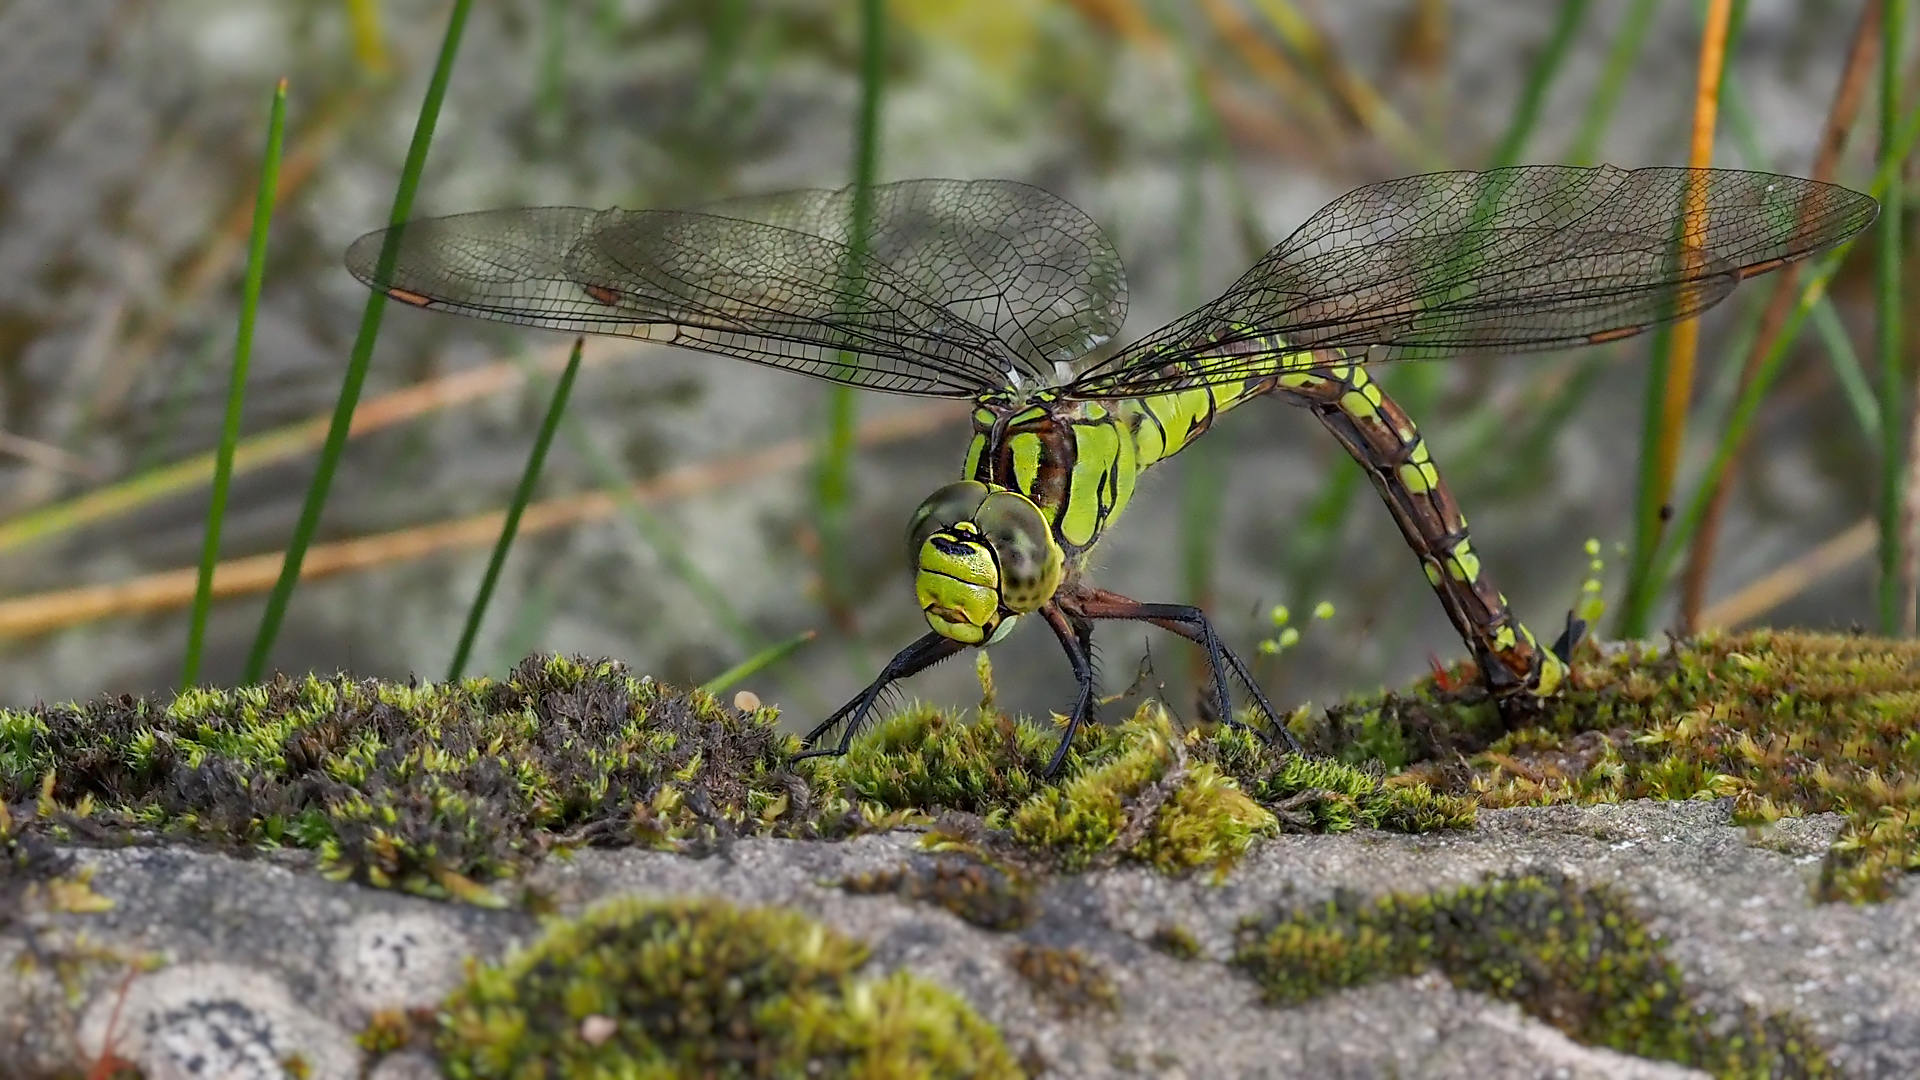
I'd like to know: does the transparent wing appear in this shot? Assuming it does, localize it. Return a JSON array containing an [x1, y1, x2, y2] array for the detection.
[[1069, 165, 1877, 398], [344, 179, 1127, 398]]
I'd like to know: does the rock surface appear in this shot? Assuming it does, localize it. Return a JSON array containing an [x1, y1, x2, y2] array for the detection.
[[5, 798, 1916, 1079]]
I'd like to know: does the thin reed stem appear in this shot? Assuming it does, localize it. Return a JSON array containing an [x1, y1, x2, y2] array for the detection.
[[1489, 0, 1588, 169], [700, 630, 816, 696], [1619, 0, 1736, 638], [244, 0, 473, 683], [183, 78, 286, 688], [813, 0, 884, 630], [1883, 0, 1911, 633], [1649, 98, 1920, 606], [446, 338, 582, 681], [1569, 0, 1658, 165], [1678, 0, 1877, 630]]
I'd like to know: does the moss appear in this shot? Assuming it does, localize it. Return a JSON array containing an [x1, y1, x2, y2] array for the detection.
[[1, 657, 820, 899], [1235, 871, 1830, 1079], [1146, 923, 1202, 961], [1303, 630, 1920, 902], [839, 854, 1037, 930], [1005, 943, 1118, 1017], [436, 895, 1022, 1079]]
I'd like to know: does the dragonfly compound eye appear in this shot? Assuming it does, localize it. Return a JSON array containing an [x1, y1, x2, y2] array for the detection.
[[906, 481, 991, 569], [908, 482, 1000, 645], [974, 490, 1064, 615]]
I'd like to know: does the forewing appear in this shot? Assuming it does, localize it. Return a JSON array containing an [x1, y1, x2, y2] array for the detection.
[[698, 179, 1128, 373], [1070, 165, 1877, 398]]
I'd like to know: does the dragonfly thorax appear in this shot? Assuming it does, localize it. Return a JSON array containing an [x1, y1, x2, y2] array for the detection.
[[905, 480, 1064, 646]]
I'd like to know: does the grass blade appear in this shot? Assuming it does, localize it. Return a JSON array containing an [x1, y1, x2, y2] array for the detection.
[[1618, 0, 1738, 638], [1676, 0, 1877, 630], [1649, 96, 1920, 605], [813, 0, 885, 630], [182, 78, 287, 688], [1568, 0, 1658, 166], [700, 630, 816, 696], [1882, 0, 1910, 633], [244, 0, 474, 683], [1489, 0, 1589, 169], [446, 338, 583, 681]]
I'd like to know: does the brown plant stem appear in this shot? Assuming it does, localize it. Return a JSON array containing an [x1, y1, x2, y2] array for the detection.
[[1676, 0, 1879, 631]]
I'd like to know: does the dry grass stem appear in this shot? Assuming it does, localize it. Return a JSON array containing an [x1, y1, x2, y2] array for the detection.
[[1695, 518, 1874, 629], [1679, 0, 1879, 630], [0, 401, 965, 639]]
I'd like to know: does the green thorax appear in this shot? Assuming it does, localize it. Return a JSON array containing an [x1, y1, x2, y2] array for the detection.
[[961, 374, 1274, 559]]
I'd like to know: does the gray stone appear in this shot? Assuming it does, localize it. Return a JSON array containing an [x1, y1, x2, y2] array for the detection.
[[4, 799, 1917, 1078]]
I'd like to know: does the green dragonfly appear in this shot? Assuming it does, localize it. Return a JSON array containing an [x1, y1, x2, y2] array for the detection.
[[348, 166, 1876, 774]]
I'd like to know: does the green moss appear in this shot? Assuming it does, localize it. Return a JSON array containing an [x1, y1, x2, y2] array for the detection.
[[1146, 923, 1202, 961], [1005, 943, 1118, 1017], [1007, 704, 1276, 873], [839, 854, 1036, 930], [1235, 871, 1830, 1079], [1303, 630, 1920, 902], [436, 895, 1022, 1079]]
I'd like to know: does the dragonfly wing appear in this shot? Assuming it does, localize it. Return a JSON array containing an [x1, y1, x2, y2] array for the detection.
[[347, 205, 1016, 396], [346, 179, 1127, 396], [1070, 165, 1877, 398], [697, 179, 1129, 373]]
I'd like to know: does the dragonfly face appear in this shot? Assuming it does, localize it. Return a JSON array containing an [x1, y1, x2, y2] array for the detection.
[[906, 480, 1064, 646]]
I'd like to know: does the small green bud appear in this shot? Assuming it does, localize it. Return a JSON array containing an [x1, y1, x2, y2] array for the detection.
[[1584, 538, 1600, 557], [1257, 639, 1280, 655], [1269, 605, 1290, 627], [1312, 601, 1335, 620], [1279, 627, 1300, 649]]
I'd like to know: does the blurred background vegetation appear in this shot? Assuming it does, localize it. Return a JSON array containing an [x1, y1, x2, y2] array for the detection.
[[0, 0, 1908, 731]]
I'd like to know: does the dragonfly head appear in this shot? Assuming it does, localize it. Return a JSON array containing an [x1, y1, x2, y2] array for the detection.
[[906, 481, 1064, 646]]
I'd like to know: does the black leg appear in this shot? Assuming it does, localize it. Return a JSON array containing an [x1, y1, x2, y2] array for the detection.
[[1039, 605, 1097, 777], [796, 631, 967, 761], [1065, 588, 1301, 754]]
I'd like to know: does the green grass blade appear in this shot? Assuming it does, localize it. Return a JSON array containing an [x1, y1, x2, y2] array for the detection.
[[813, 0, 885, 627], [1812, 295, 1880, 443], [244, 0, 474, 683], [700, 629, 816, 696], [552, 381, 761, 654], [1877, 0, 1907, 633], [1648, 95, 1920, 602], [1569, 0, 1659, 165], [446, 338, 583, 681], [183, 78, 288, 688], [1489, 0, 1589, 168]]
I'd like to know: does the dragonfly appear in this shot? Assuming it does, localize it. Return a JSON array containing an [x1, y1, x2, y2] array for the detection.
[[347, 166, 1877, 775]]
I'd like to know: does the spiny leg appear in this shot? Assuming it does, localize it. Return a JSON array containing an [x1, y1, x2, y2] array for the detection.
[[1038, 605, 1097, 777], [1062, 586, 1302, 754], [797, 631, 966, 761], [1273, 362, 1570, 700]]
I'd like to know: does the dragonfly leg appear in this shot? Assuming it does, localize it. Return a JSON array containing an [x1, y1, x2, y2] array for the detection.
[[796, 631, 967, 761], [1059, 586, 1302, 753], [1038, 604, 1097, 776], [1273, 363, 1568, 700]]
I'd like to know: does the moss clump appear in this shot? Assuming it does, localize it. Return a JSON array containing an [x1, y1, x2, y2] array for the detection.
[[1006, 943, 1119, 1017], [1203, 726, 1477, 834], [1007, 705, 1275, 873], [0, 656, 835, 899], [437, 896, 1021, 1079], [1, 650, 1475, 895], [1146, 923, 1202, 961], [1235, 871, 1829, 1078], [840, 854, 1036, 930], [1305, 630, 1920, 902]]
